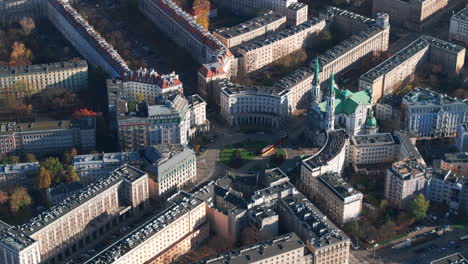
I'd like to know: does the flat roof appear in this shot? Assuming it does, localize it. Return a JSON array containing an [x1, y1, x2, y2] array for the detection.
[[352, 133, 395, 146], [452, 6, 468, 22], [430, 253, 468, 264], [0, 118, 95, 135], [318, 172, 362, 201], [0, 60, 87, 76], [443, 152, 468, 163], [214, 11, 285, 39]]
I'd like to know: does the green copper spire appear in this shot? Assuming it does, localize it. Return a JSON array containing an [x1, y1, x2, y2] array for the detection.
[[313, 57, 320, 85]]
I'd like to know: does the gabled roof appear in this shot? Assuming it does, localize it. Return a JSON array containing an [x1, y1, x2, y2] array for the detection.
[[319, 88, 372, 115]]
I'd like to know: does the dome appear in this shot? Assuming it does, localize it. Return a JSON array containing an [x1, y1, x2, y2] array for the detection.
[[365, 116, 377, 127]]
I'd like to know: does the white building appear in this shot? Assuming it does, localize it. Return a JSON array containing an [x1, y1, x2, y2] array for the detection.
[[449, 5, 468, 45], [141, 145, 196, 196], [456, 123, 468, 152], [72, 152, 142, 185], [426, 168, 468, 215], [403, 88, 468, 138], [384, 158, 427, 209], [0, 162, 39, 191], [348, 133, 399, 166]]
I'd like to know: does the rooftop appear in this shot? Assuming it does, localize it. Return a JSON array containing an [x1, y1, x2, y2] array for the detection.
[[0, 162, 39, 174], [219, 79, 288, 97], [214, 11, 285, 39], [72, 152, 141, 165], [83, 192, 204, 264], [430, 253, 468, 264], [403, 88, 467, 106], [317, 87, 372, 115], [303, 130, 348, 170], [377, 94, 402, 107], [452, 5, 468, 22], [443, 152, 468, 164], [0, 118, 95, 136], [0, 60, 87, 76], [390, 158, 426, 179], [352, 133, 395, 146], [318, 172, 362, 201], [196, 233, 308, 264]]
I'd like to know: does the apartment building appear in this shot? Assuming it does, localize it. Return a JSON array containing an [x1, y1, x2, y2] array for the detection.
[[235, 18, 326, 73], [456, 123, 468, 152], [0, 0, 44, 24], [0, 118, 96, 155], [0, 165, 149, 264], [402, 88, 468, 138], [372, 0, 450, 30], [82, 191, 208, 264], [215, 0, 308, 26], [72, 152, 142, 185], [426, 168, 468, 215], [46, 0, 129, 77], [196, 233, 314, 264], [308, 172, 363, 226], [348, 133, 399, 166], [360, 36, 466, 103], [141, 145, 196, 196], [0, 60, 88, 97], [117, 93, 209, 151], [301, 130, 348, 179], [0, 162, 39, 191], [450, 5, 468, 45], [375, 94, 403, 129], [213, 11, 287, 48], [385, 158, 427, 209], [430, 253, 468, 264], [316, 8, 390, 84], [440, 152, 468, 177], [218, 80, 290, 128], [277, 193, 350, 264]]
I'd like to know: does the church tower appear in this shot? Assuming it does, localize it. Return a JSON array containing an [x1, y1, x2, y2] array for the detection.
[[311, 57, 321, 104], [324, 72, 336, 131]]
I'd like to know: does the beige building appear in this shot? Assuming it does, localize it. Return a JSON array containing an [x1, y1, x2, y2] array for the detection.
[[0, 162, 39, 191], [348, 133, 399, 166], [385, 158, 427, 209], [449, 5, 468, 45], [309, 172, 363, 226], [0, 165, 149, 264], [0, 118, 96, 155], [235, 18, 326, 73], [372, 0, 449, 30], [82, 191, 208, 264], [213, 11, 287, 48], [196, 233, 314, 264], [360, 36, 465, 103], [0, 60, 88, 98]]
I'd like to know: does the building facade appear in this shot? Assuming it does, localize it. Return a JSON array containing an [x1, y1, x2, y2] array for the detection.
[[0, 165, 149, 264], [348, 133, 398, 166], [0, 60, 88, 97], [0, 118, 96, 155], [440, 152, 468, 177], [456, 123, 468, 152], [360, 36, 466, 103], [384, 158, 427, 209], [0, 162, 39, 191], [402, 88, 468, 138], [449, 5, 468, 45]]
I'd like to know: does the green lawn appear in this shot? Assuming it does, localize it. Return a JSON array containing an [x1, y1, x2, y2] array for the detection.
[[219, 141, 267, 169]]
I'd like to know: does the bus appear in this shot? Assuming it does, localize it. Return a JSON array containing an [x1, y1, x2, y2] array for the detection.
[[260, 136, 288, 156]]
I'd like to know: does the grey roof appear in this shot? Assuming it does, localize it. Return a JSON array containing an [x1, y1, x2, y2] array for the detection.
[[83, 192, 204, 264], [0, 60, 87, 76], [443, 152, 468, 164], [0, 118, 95, 135], [195, 233, 308, 264], [219, 79, 289, 97], [214, 11, 285, 39], [403, 88, 467, 106], [303, 130, 348, 170], [318, 172, 362, 201], [72, 152, 141, 165], [351, 133, 395, 146], [430, 253, 468, 264], [452, 6, 468, 22], [0, 162, 39, 174], [361, 36, 465, 82]]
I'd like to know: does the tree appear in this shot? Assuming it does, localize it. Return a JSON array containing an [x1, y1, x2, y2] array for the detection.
[[19, 17, 35, 35], [42, 157, 64, 184], [62, 148, 78, 164], [318, 30, 333, 51], [37, 166, 52, 190], [72, 108, 97, 119], [136, 93, 145, 102], [8, 155, 20, 164], [412, 193, 430, 220], [127, 100, 138, 112], [9, 41, 33, 66], [193, 144, 201, 153], [0, 191, 8, 205], [23, 153, 37, 163], [64, 165, 79, 183], [193, 0, 210, 29], [9, 187, 31, 213]]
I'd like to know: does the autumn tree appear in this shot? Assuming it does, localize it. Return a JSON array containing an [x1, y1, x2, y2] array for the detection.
[[193, 0, 210, 29], [42, 157, 64, 184], [412, 193, 430, 220], [9, 41, 33, 66], [64, 165, 79, 183], [0, 191, 8, 205], [72, 108, 97, 119], [23, 153, 37, 163], [62, 148, 78, 164], [19, 17, 36, 35], [8, 155, 20, 164], [9, 187, 31, 213], [37, 166, 52, 190], [136, 93, 145, 102]]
